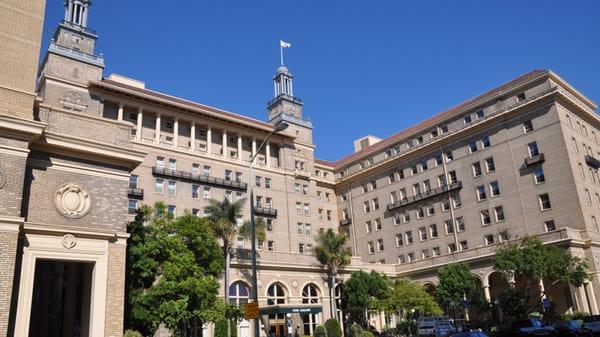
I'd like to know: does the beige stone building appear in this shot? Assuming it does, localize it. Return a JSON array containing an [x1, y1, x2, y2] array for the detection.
[[1, 1, 600, 337]]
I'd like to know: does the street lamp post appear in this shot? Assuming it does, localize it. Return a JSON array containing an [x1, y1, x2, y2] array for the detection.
[[249, 121, 289, 337]]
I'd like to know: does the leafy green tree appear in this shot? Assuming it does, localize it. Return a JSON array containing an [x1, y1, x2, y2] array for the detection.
[[493, 236, 589, 317], [384, 279, 442, 317], [436, 263, 476, 308], [125, 203, 226, 337], [314, 229, 352, 319], [314, 325, 328, 337], [342, 270, 388, 326]]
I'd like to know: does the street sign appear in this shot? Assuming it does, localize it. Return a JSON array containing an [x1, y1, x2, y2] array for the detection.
[[244, 302, 259, 320], [542, 298, 551, 308]]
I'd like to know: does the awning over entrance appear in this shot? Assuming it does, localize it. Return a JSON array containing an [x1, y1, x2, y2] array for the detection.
[[259, 304, 322, 316]]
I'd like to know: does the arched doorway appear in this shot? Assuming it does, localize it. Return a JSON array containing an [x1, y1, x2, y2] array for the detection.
[[302, 284, 321, 336], [488, 271, 510, 323], [230, 281, 251, 337], [267, 283, 287, 337], [467, 276, 489, 328]]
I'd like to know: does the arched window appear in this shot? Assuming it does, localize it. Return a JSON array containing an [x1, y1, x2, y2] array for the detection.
[[302, 284, 321, 336], [267, 283, 287, 337], [229, 281, 250, 306], [267, 283, 286, 305]]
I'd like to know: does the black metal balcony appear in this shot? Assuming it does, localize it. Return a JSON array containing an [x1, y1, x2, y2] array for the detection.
[[127, 187, 144, 199], [267, 93, 303, 107], [254, 204, 277, 217], [339, 218, 352, 226], [152, 167, 248, 191], [586, 155, 600, 169], [524, 153, 545, 167], [387, 181, 463, 211]]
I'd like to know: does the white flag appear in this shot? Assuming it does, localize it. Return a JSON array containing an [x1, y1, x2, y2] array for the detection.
[[280, 40, 291, 48]]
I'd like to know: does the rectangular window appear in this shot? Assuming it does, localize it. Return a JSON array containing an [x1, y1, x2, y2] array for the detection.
[[267, 241, 275, 251], [523, 120, 534, 133], [421, 160, 428, 171], [476, 110, 485, 119], [375, 218, 382, 231], [539, 193, 552, 210], [396, 234, 403, 247], [155, 178, 164, 193], [481, 210, 491, 226], [490, 181, 501, 197], [468, 141, 478, 153], [167, 180, 176, 196], [191, 163, 200, 175], [499, 231, 509, 242], [203, 186, 211, 199], [445, 151, 454, 162], [448, 243, 457, 253], [363, 201, 370, 213], [265, 177, 271, 188], [203, 165, 211, 176], [517, 92, 526, 101], [456, 217, 465, 231], [430, 224, 438, 238], [464, 115, 472, 124], [438, 174, 447, 187], [482, 136, 491, 149], [528, 142, 540, 157], [476, 185, 487, 200], [303, 204, 310, 216], [485, 234, 495, 245], [544, 220, 556, 231], [445, 220, 454, 234], [129, 175, 139, 189], [372, 198, 380, 210], [255, 176, 261, 187], [405, 231, 414, 245], [398, 255, 406, 264], [365, 221, 372, 234], [452, 194, 462, 208], [327, 210, 332, 221], [485, 157, 495, 172], [168, 159, 177, 171], [155, 156, 165, 169], [586, 189, 593, 206], [225, 190, 233, 201], [422, 249, 431, 259], [448, 171, 458, 184], [534, 167, 546, 184], [376, 239, 384, 252], [435, 154, 443, 166], [416, 207, 424, 219], [419, 227, 428, 241], [128, 199, 138, 214], [442, 200, 451, 212], [427, 204, 435, 216], [370, 180, 377, 190], [407, 252, 415, 262], [367, 241, 375, 254], [167, 205, 176, 217], [192, 184, 200, 199], [459, 240, 469, 251], [432, 246, 441, 257], [472, 162, 482, 177], [495, 206, 505, 222], [411, 166, 418, 175]]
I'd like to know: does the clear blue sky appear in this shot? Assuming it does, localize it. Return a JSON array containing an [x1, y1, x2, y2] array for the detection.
[[42, 1, 600, 161]]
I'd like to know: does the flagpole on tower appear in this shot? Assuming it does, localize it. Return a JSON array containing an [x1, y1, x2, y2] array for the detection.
[[280, 40, 291, 66]]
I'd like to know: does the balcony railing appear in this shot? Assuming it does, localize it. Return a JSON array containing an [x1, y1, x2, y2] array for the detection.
[[128, 187, 144, 198], [152, 167, 247, 191], [524, 153, 545, 167], [387, 181, 463, 211], [267, 93, 303, 107], [340, 218, 352, 226], [254, 205, 277, 217], [585, 155, 600, 169], [60, 19, 97, 35]]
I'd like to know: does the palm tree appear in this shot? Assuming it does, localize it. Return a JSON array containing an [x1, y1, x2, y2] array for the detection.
[[314, 229, 352, 320], [204, 197, 246, 336], [238, 217, 267, 245]]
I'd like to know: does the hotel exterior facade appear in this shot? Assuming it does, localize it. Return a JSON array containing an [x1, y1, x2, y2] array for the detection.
[[0, 1, 600, 337]]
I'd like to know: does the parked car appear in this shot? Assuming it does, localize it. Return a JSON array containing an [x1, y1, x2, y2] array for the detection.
[[582, 315, 600, 336], [449, 332, 489, 337], [553, 320, 593, 337], [418, 316, 454, 337], [505, 318, 555, 336]]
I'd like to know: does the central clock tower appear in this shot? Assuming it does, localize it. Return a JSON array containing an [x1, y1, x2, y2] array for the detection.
[[267, 65, 304, 121]]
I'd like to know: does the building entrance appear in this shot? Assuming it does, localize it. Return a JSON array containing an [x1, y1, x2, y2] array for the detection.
[[28, 260, 93, 337]]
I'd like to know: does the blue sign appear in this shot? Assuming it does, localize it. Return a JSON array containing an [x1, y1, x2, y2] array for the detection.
[[460, 300, 471, 309], [543, 298, 551, 308]]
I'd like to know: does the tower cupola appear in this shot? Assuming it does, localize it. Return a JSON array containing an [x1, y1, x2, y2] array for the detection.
[[64, 0, 91, 27]]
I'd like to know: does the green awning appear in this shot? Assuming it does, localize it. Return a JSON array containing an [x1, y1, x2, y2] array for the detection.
[[259, 304, 322, 316]]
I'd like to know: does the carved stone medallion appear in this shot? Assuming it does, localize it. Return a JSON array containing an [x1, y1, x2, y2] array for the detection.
[[61, 234, 77, 249], [55, 183, 92, 218]]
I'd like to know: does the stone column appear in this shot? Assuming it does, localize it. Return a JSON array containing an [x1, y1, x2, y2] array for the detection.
[[117, 103, 123, 121], [82, 4, 88, 27], [190, 123, 196, 152], [207, 125, 212, 154], [222, 129, 227, 157], [173, 117, 179, 148], [66, 1, 73, 21], [483, 285, 491, 302], [154, 113, 161, 144], [266, 142, 271, 167], [136, 107, 143, 141], [586, 282, 599, 314], [237, 133, 242, 161], [252, 137, 257, 157]]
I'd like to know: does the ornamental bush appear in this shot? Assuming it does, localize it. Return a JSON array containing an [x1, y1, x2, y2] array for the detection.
[[123, 330, 142, 337], [349, 323, 363, 337], [324, 319, 342, 337], [314, 324, 328, 337]]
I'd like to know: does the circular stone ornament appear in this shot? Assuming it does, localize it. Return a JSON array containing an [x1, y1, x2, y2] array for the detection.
[[55, 183, 92, 218], [61, 234, 77, 249]]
